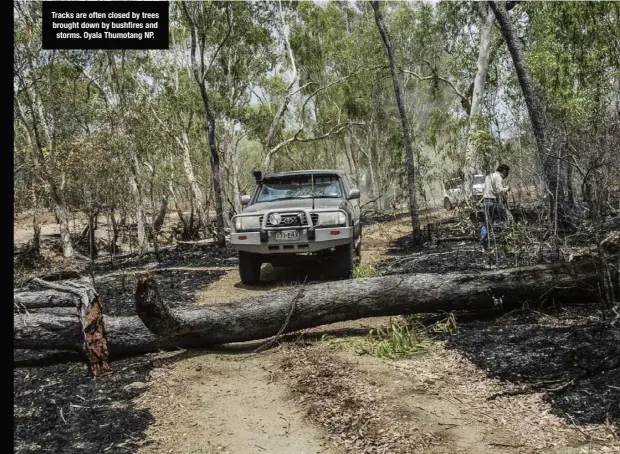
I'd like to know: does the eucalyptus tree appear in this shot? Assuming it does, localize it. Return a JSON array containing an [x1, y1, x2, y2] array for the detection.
[[180, 0, 232, 247], [370, 0, 422, 242], [140, 12, 213, 240], [251, 0, 367, 173], [208, 1, 275, 214]]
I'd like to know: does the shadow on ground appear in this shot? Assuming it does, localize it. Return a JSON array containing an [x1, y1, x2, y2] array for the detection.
[[445, 309, 620, 427]]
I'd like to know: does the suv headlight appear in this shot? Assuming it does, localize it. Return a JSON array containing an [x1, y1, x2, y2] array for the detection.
[[234, 216, 261, 232], [317, 211, 346, 227]]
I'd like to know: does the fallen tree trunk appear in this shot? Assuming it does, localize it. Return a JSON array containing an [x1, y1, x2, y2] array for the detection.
[[14, 313, 239, 356], [14, 261, 608, 356], [14, 278, 110, 376]]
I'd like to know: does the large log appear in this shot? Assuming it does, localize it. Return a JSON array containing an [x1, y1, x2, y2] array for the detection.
[[14, 261, 606, 356], [14, 289, 76, 308], [14, 278, 110, 376], [14, 313, 220, 355]]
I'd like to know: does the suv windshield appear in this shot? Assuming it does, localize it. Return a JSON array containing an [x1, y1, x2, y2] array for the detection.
[[256, 175, 343, 202]]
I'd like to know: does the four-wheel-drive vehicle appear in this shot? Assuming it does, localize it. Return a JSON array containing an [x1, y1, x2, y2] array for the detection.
[[230, 170, 362, 285], [442, 173, 486, 209], [442, 177, 466, 210]]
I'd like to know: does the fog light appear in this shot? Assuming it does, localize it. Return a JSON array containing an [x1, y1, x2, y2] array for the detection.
[[330, 230, 340, 235], [239, 235, 247, 240]]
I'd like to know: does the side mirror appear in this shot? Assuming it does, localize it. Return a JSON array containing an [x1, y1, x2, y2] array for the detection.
[[240, 195, 251, 206], [347, 188, 360, 200]]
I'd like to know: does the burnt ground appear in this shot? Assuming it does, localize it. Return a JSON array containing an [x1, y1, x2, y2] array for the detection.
[[446, 309, 620, 428], [13, 210, 620, 453], [14, 243, 237, 453], [14, 355, 156, 453]]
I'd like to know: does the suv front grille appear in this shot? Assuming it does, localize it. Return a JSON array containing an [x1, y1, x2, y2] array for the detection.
[[267, 213, 303, 227], [256, 212, 324, 227]]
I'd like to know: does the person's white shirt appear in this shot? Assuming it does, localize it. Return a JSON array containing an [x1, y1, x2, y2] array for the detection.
[[483, 171, 509, 200]]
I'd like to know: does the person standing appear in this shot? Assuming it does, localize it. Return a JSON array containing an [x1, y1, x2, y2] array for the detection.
[[481, 164, 511, 248]]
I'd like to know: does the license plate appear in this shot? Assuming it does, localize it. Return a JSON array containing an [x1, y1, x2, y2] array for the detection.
[[275, 230, 300, 241]]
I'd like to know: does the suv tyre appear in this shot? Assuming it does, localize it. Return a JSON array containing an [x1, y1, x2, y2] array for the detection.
[[238, 251, 262, 285], [331, 243, 355, 279]]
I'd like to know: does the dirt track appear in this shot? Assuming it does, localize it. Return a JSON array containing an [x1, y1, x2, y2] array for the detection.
[[132, 217, 618, 454], [135, 219, 415, 454]]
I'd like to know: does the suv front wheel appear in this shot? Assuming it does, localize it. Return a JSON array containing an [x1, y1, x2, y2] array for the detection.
[[238, 251, 262, 285], [330, 243, 355, 279]]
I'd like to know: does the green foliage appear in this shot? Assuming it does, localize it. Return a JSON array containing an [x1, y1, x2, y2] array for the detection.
[[502, 222, 533, 256], [424, 313, 459, 335], [321, 317, 433, 360], [522, 2, 620, 125], [13, 0, 619, 240]]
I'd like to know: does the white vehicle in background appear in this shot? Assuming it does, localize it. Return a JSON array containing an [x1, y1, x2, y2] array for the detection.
[[442, 173, 487, 210], [471, 174, 486, 199], [442, 177, 466, 210]]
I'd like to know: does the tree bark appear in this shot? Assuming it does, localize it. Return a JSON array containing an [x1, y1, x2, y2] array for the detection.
[[153, 194, 169, 234], [180, 136, 210, 239], [129, 151, 149, 254], [84, 210, 99, 259], [371, 1, 421, 242], [206, 113, 227, 247], [14, 262, 605, 356], [109, 207, 120, 254], [32, 212, 41, 259], [465, 1, 495, 192], [15, 279, 110, 376]]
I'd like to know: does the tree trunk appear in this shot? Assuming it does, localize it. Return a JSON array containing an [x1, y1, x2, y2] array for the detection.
[[205, 113, 227, 247], [14, 261, 605, 356], [51, 199, 74, 259], [465, 1, 495, 192], [231, 149, 241, 215], [153, 194, 169, 234], [15, 279, 110, 376], [129, 152, 149, 254], [32, 213, 41, 259], [488, 2, 567, 218], [180, 139, 210, 239], [371, 1, 421, 242], [83, 210, 98, 259], [109, 207, 120, 254], [182, 1, 227, 247]]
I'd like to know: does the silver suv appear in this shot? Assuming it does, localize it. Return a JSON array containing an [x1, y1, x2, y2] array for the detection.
[[230, 170, 362, 285]]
